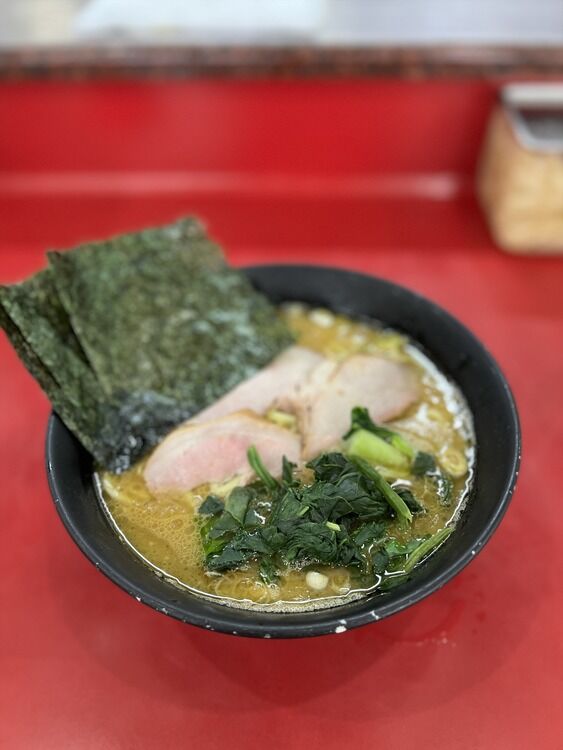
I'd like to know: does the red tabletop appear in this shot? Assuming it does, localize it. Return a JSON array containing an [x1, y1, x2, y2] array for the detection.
[[1, 80, 562, 750]]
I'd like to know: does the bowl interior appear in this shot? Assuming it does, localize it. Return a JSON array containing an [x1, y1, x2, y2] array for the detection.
[[46, 265, 520, 638]]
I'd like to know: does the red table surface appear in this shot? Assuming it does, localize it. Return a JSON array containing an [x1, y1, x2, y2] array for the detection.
[[0, 80, 562, 750]]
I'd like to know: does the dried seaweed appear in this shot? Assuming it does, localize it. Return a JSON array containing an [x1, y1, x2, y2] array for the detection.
[[0, 217, 293, 471], [0, 297, 103, 459], [95, 392, 197, 472], [48, 219, 291, 407], [0, 268, 105, 405]]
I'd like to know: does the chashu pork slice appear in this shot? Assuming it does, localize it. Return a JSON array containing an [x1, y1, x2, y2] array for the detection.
[[189, 345, 323, 424], [297, 354, 421, 459], [144, 410, 300, 493]]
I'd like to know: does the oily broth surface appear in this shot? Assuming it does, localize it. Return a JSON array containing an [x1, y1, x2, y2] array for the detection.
[[99, 305, 474, 611]]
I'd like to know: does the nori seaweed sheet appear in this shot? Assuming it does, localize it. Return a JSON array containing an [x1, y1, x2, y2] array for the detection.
[[0, 217, 293, 472], [0, 290, 104, 459], [48, 217, 292, 417], [0, 267, 105, 403]]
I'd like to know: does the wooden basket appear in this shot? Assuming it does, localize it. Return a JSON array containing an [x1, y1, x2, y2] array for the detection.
[[477, 106, 563, 254]]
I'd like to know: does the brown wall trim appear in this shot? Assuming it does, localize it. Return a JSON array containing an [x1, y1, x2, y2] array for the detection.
[[0, 44, 562, 80]]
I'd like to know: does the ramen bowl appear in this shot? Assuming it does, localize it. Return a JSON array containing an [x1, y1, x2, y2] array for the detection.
[[46, 265, 520, 638]]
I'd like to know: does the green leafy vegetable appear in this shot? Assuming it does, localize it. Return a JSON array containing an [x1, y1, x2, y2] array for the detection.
[[394, 487, 425, 514], [198, 408, 457, 589], [346, 429, 410, 469], [343, 409, 455, 508], [350, 457, 413, 522], [198, 441, 442, 585], [247, 445, 279, 491], [305, 455, 390, 522], [412, 451, 437, 476], [403, 526, 454, 572], [383, 537, 425, 557], [244, 507, 264, 527], [370, 536, 431, 577], [378, 573, 409, 591], [345, 406, 415, 459], [352, 521, 386, 547], [207, 513, 240, 539], [206, 546, 249, 572], [412, 450, 454, 506], [282, 456, 298, 487], [371, 549, 390, 575], [259, 557, 279, 585], [435, 473, 454, 505], [224, 487, 252, 525], [199, 516, 227, 556], [198, 495, 224, 516], [284, 522, 340, 564], [306, 452, 351, 484]]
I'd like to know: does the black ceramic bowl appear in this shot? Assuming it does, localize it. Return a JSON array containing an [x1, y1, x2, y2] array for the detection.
[[46, 265, 520, 638]]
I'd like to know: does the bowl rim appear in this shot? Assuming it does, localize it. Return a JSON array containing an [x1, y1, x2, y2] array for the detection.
[[46, 263, 521, 638]]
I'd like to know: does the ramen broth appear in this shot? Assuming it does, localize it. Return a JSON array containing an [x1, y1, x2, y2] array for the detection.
[[98, 305, 474, 611]]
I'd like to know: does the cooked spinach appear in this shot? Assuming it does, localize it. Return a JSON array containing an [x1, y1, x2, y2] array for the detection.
[[412, 450, 454, 506], [403, 527, 454, 572], [412, 451, 437, 476], [352, 521, 386, 547], [199, 436, 450, 586], [435, 472, 454, 505], [247, 445, 279, 491], [224, 487, 253, 525], [350, 456, 413, 522], [394, 487, 425, 515], [198, 402, 460, 588], [370, 537, 428, 577], [198, 495, 224, 516]]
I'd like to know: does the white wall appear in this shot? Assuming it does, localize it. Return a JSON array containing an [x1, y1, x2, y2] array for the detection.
[[0, 0, 562, 46]]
